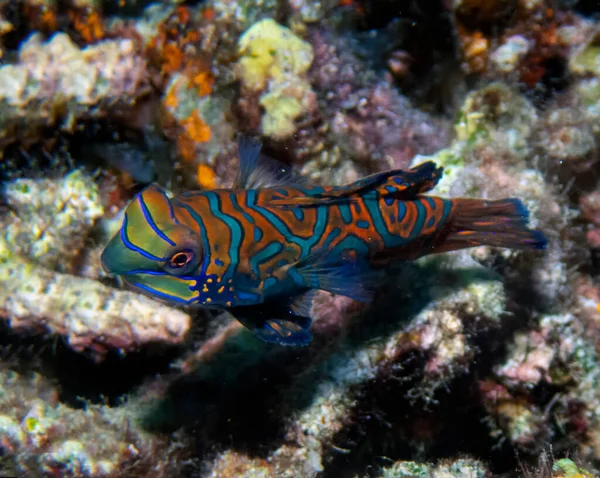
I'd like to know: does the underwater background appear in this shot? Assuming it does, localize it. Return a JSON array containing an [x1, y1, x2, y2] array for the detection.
[[1, 0, 600, 476]]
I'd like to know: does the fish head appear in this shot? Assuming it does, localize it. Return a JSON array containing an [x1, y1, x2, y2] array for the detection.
[[101, 184, 204, 305]]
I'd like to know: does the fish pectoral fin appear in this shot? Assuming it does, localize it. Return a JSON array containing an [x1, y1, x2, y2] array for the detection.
[[293, 252, 383, 302], [233, 135, 306, 189]]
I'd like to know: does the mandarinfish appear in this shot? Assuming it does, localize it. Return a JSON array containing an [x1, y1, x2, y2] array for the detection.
[[101, 136, 547, 346]]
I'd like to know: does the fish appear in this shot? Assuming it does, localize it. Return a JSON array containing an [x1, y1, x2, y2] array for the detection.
[[101, 136, 547, 346]]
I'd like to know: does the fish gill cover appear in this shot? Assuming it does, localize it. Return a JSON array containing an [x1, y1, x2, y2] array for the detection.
[[0, 0, 598, 477]]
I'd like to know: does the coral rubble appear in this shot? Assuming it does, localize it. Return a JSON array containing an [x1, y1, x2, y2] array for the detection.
[[0, 367, 190, 477]]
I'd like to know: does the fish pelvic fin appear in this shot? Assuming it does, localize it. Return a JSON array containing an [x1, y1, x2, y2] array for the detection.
[[233, 303, 313, 346], [293, 251, 384, 302]]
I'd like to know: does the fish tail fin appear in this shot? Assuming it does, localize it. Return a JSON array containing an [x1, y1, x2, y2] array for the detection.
[[436, 198, 548, 252]]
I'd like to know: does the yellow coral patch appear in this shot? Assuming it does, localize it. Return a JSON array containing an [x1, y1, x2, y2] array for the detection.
[[25, 417, 38, 432], [237, 18, 314, 91], [236, 18, 315, 140]]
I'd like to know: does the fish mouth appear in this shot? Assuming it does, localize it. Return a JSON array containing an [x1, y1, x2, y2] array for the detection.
[[100, 235, 148, 276], [115, 271, 200, 305]]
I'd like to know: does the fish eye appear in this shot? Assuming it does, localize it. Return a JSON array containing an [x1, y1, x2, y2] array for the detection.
[[170, 251, 193, 268], [165, 249, 197, 274]]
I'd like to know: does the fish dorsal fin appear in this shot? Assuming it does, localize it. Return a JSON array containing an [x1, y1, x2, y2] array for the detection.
[[233, 135, 306, 189], [268, 161, 443, 207]]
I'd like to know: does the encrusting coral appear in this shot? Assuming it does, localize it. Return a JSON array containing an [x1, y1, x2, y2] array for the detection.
[[379, 458, 489, 478], [236, 18, 316, 140], [2, 170, 104, 272]]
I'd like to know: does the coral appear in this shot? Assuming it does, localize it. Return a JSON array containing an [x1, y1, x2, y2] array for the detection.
[[236, 18, 316, 140], [136, 4, 241, 183], [0, 0, 598, 476], [208, 450, 272, 478], [538, 106, 598, 172], [22, 0, 58, 35], [0, 7, 13, 59], [237, 18, 313, 91], [411, 83, 568, 307], [454, 0, 592, 89], [452, 82, 538, 166], [296, 29, 450, 185], [161, 70, 235, 185], [580, 190, 600, 247], [570, 29, 600, 77], [199, 252, 507, 476], [379, 458, 489, 478], [553, 458, 595, 478], [0, 237, 191, 359], [0, 368, 191, 477], [495, 330, 555, 387], [0, 173, 190, 359], [68, 1, 104, 45], [481, 302, 600, 465], [0, 32, 149, 150], [146, 5, 210, 83], [1, 170, 103, 272]]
